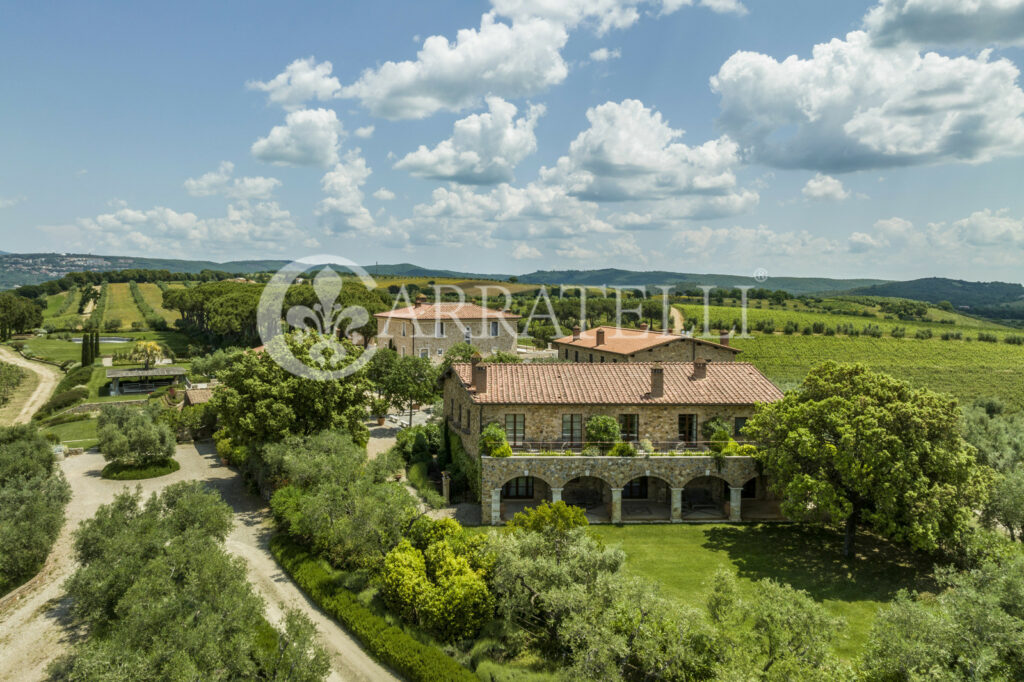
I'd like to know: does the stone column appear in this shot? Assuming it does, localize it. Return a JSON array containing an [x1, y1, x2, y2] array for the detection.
[[490, 488, 502, 526], [729, 486, 743, 522], [671, 487, 683, 522], [611, 487, 623, 524], [551, 487, 563, 503]]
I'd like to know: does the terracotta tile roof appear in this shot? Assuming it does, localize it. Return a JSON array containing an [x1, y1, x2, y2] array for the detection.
[[184, 388, 213, 405], [553, 326, 739, 355], [374, 302, 520, 320], [449, 362, 783, 405]]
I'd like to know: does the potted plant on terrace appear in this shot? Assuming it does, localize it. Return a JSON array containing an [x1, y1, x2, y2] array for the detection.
[[370, 397, 390, 425]]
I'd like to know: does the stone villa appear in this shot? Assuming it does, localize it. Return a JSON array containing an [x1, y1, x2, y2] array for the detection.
[[374, 298, 520, 361], [552, 324, 740, 364], [441, 359, 784, 525]]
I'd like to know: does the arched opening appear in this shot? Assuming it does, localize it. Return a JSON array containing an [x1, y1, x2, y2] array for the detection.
[[562, 476, 612, 523], [739, 475, 783, 521], [682, 476, 729, 520], [621, 476, 672, 521], [499, 476, 551, 522]]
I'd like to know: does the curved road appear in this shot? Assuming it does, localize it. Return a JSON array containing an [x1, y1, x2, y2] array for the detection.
[[0, 345, 61, 425], [0, 443, 397, 682]]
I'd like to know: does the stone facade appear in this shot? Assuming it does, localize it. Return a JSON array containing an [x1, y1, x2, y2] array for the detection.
[[480, 454, 767, 525], [377, 316, 518, 362], [552, 336, 738, 364]]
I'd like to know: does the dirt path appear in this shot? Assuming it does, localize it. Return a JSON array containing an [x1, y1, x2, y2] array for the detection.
[[669, 306, 685, 334], [0, 444, 396, 682], [0, 345, 61, 425]]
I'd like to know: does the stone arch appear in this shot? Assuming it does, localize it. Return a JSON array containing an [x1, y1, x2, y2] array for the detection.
[[561, 475, 613, 523], [496, 474, 552, 523], [681, 474, 730, 520], [620, 474, 672, 521]]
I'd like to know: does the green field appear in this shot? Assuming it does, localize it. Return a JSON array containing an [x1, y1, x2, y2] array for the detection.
[[42, 292, 68, 317], [676, 300, 1006, 337], [589, 524, 934, 659], [103, 282, 146, 329], [43, 418, 98, 449], [733, 334, 1024, 409], [137, 282, 181, 324]]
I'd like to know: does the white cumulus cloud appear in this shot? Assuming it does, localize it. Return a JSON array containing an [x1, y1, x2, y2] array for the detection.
[[340, 13, 568, 119], [394, 97, 545, 184], [354, 125, 375, 138], [589, 47, 621, 61], [802, 173, 850, 201], [711, 31, 1024, 171], [511, 243, 543, 259], [247, 57, 341, 111], [251, 108, 345, 167], [373, 187, 396, 200], [183, 161, 281, 200]]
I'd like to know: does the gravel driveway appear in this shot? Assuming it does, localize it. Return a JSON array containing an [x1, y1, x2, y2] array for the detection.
[[0, 345, 61, 425]]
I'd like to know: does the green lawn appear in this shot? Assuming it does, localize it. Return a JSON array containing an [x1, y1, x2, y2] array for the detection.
[[43, 418, 98, 449], [733, 334, 1024, 408], [589, 524, 935, 659], [20, 331, 194, 365]]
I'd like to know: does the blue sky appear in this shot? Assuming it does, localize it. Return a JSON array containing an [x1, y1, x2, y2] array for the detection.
[[3, 0, 1024, 281]]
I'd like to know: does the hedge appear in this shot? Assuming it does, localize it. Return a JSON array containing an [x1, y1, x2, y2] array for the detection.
[[269, 534, 476, 682], [448, 430, 480, 502], [54, 365, 94, 395], [407, 461, 445, 509], [33, 386, 88, 420]]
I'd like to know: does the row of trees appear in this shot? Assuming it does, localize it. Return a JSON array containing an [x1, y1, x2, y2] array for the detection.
[[53, 483, 328, 680], [0, 362, 24, 407], [79, 330, 99, 367], [0, 425, 71, 596], [128, 280, 169, 330], [12, 267, 239, 300]]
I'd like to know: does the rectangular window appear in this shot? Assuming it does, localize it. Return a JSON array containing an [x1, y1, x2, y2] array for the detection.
[[436, 321, 445, 337], [490, 320, 499, 337], [623, 477, 648, 499], [678, 414, 698, 443], [588, 353, 593, 362], [504, 414, 525, 446], [437, 348, 443, 356], [619, 414, 639, 441], [402, 323, 407, 337], [457, 404, 462, 426], [562, 413, 583, 444], [564, 348, 570, 359], [734, 417, 748, 439], [420, 348, 428, 358], [502, 477, 534, 499], [574, 350, 579, 361]]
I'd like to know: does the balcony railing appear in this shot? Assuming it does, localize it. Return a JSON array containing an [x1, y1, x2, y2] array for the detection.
[[505, 440, 754, 455]]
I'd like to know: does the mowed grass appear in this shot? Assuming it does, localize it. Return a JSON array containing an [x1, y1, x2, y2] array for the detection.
[[137, 282, 180, 324], [22, 331, 194, 365], [42, 418, 98, 449], [732, 334, 1024, 409], [42, 292, 68, 317], [590, 524, 935, 659], [103, 282, 146, 329]]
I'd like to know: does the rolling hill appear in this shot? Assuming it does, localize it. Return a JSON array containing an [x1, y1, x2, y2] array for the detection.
[[847, 278, 1024, 308]]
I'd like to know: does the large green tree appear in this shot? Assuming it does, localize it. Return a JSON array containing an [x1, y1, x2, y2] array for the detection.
[[212, 330, 373, 452], [382, 355, 438, 427], [745, 362, 991, 557], [97, 404, 176, 467]]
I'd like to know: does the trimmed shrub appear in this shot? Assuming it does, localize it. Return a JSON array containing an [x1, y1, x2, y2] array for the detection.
[[33, 386, 88, 420], [101, 458, 180, 480], [478, 422, 509, 457], [609, 441, 636, 457], [269, 535, 476, 682], [54, 365, 94, 395]]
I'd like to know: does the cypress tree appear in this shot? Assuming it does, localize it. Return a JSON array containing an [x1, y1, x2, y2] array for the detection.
[[81, 336, 89, 366]]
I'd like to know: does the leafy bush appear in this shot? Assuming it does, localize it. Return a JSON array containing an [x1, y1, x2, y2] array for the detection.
[[448, 429, 481, 501], [270, 534, 476, 682], [101, 457, 180, 480], [914, 328, 933, 340], [585, 415, 620, 452], [33, 386, 88, 419], [408, 461, 446, 509], [609, 441, 636, 457], [978, 332, 999, 343], [1004, 334, 1024, 345], [478, 422, 509, 457], [393, 423, 440, 464], [97, 404, 176, 468], [54, 365, 93, 395]]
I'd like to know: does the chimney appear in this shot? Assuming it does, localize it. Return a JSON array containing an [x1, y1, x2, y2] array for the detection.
[[720, 331, 730, 347], [414, 293, 427, 308], [596, 328, 605, 346], [650, 363, 664, 398], [639, 322, 649, 331], [572, 325, 581, 341], [692, 357, 707, 380], [473, 363, 488, 394]]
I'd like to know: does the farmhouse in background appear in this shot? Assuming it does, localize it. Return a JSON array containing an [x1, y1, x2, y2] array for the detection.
[[374, 295, 520, 361], [552, 324, 740, 363], [441, 359, 784, 525]]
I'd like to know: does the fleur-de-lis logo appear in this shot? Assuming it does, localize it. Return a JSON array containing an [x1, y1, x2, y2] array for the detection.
[[257, 256, 378, 380]]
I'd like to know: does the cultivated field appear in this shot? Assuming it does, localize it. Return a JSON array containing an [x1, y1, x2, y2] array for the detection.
[[103, 282, 146, 329], [137, 282, 180, 324]]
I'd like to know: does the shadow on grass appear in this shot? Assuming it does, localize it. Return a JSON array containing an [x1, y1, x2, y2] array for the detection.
[[701, 524, 936, 603]]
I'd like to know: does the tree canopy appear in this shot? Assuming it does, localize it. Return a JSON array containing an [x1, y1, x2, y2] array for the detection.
[[745, 362, 992, 557]]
